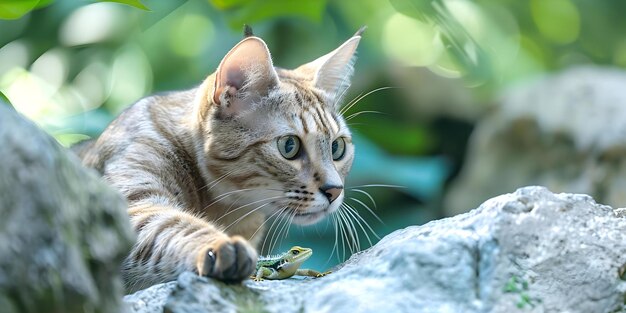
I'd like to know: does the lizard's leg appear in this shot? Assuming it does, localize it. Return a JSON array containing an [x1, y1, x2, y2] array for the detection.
[[253, 267, 273, 281], [295, 269, 332, 278]]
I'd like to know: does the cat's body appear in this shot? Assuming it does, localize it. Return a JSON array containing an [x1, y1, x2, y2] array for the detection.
[[76, 28, 363, 292]]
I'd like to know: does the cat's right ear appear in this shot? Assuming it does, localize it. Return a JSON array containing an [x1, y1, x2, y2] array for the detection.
[[211, 37, 278, 117]]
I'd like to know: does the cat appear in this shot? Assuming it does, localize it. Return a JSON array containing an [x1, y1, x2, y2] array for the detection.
[[75, 26, 364, 292]]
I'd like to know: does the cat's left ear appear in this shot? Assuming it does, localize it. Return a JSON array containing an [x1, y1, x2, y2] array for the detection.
[[212, 36, 279, 117], [297, 27, 365, 102]]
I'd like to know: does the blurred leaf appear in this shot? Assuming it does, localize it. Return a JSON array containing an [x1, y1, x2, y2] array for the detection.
[[0, 0, 39, 20], [209, 0, 251, 10], [390, 0, 493, 85], [97, 0, 150, 11], [0, 91, 13, 109], [54, 133, 92, 147], [214, 0, 327, 29], [34, 0, 53, 9]]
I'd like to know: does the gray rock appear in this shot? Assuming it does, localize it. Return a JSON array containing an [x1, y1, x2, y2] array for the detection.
[[0, 106, 135, 313], [124, 186, 626, 313], [445, 66, 626, 216]]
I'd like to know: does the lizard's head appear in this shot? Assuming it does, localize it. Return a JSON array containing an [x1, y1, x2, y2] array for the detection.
[[283, 246, 312, 266]]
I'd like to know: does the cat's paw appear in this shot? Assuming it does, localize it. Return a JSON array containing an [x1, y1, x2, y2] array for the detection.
[[197, 236, 257, 282]]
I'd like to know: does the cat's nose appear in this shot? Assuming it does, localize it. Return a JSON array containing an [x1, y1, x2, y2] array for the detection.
[[319, 184, 343, 203]]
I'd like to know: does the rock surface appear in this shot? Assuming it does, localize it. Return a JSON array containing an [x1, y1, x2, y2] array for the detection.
[[0, 106, 135, 313], [446, 66, 626, 216], [124, 186, 626, 313]]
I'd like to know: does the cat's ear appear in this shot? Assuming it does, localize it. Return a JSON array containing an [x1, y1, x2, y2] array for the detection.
[[298, 27, 365, 100], [212, 36, 278, 117]]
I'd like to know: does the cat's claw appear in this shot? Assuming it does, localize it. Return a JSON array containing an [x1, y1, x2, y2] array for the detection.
[[197, 236, 257, 282]]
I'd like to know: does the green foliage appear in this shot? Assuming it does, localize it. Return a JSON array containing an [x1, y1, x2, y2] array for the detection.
[[97, 0, 149, 11], [0, 91, 11, 108], [0, 0, 147, 20], [0, 0, 40, 19], [389, 0, 493, 85], [209, 0, 327, 29], [503, 276, 540, 309]]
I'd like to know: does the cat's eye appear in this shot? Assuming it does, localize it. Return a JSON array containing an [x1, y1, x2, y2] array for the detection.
[[332, 137, 346, 161], [277, 135, 301, 160]]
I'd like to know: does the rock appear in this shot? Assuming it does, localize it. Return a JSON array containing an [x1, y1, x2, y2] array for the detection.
[[124, 186, 626, 313], [0, 106, 135, 313], [445, 66, 626, 216]]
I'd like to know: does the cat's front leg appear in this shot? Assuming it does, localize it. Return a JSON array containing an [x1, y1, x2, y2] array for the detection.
[[124, 203, 257, 291], [196, 235, 257, 282]]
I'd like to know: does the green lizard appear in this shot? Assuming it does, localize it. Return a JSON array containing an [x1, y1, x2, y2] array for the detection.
[[252, 246, 330, 281]]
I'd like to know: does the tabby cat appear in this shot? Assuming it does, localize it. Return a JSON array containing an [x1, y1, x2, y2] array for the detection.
[[75, 27, 364, 292]]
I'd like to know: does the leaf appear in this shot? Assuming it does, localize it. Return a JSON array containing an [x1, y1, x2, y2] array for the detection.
[[503, 276, 519, 293], [35, 0, 53, 9], [389, 0, 493, 85], [96, 0, 150, 11], [0, 0, 40, 20], [0, 91, 13, 109], [208, 0, 252, 10], [54, 133, 92, 147], [212, 0, 327, 29]]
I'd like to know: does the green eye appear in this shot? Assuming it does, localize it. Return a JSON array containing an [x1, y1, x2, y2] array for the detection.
[[277, 135, 301, 160], [331, 137, 346, 161]]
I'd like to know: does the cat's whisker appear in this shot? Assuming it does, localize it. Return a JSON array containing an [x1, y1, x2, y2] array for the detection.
[[337, 206, 357, 255], [249, 206, 287, 243], [335, 210, 347, 260], [266, 206, 289, 254], [203, 187, 275, 211], [324, 213, 340, 265], [342, 202, 377, 246], [342, 203, 372, 248], [344, 200, 382, 240], [214, 195, 285, 223], [197, 169, 238, 192], [332, 213, 341, 262], [342, 205, 361, 252], [283, 207, 297, 239], [278, 206, 298, 248], [349, 188, 378, 209], [339, 91, 363, 116], [261, 208, 288, 254], [268, 208, 293, 254], [347, 196, 385, 226], [277, 207, 298, 252], [345, 110, 387, 121], [346, 123, 368, 128], [347, 184, 406, 189], [223, 199, 284, 232], [339, 86, 401, 116]]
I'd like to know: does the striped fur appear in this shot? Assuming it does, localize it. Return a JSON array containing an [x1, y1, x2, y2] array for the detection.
[[76, 31, 362, 292]]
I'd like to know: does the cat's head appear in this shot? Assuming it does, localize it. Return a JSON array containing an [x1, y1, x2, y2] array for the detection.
[[198, 29, 363, 225]]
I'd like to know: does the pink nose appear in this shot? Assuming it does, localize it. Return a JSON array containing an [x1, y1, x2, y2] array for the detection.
[[319, 185, 343, 203]]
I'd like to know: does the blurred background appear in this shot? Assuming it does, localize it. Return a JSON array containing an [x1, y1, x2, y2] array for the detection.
[[2, 0, 626, 270]]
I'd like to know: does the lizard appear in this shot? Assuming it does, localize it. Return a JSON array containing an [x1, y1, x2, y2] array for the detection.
[[252, 246, 331, 281]]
